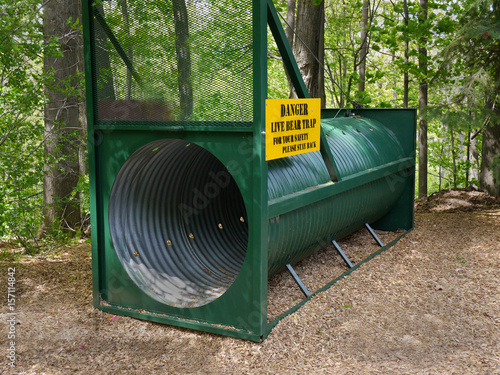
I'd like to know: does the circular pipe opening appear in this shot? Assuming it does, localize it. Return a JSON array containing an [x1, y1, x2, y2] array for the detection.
[[109, 139, 248, 308]]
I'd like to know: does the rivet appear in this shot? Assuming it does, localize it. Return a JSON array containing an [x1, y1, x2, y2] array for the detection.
[[240, 217, 245, 223], [167, 240, 172, 246], [133, 251, 139, 257], [218, 223, 223, 229], [189, 233, 194, 239]]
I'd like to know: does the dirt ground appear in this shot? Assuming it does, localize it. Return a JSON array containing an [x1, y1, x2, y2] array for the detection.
[[1, 189, 499, 374]]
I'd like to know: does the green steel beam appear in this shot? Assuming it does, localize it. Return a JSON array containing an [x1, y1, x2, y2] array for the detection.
[[268, 157, 415, 218], [81, 0, 101, 307], [93, 9, 144, 88], [252, 0, 269, 339], [319, 131, 339, 181], [96, 305, 262, 341], [266, 0, 338, 181], [94, 123, 254, 132]]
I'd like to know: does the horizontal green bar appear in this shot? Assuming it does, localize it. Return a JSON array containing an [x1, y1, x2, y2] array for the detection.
[[94, 124, 254, 132], [95, 304, 262, 342], [94, 120, 253, 132], [268, 157, 415, 218]]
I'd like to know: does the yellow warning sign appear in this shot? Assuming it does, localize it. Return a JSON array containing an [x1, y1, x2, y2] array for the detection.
[[265, 98, 321, 161]]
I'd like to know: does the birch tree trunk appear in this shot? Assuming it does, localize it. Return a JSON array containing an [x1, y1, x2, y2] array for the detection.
[[418, 0, 428, 198], [403, 0, 409, 108], [358, 0, 370, 94]]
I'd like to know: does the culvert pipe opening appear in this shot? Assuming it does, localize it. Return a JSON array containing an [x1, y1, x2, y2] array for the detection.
[[109, 139, 248, 308]]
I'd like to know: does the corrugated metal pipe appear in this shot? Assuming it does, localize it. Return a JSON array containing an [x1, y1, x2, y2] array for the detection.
[[109, 116, 406, 308]]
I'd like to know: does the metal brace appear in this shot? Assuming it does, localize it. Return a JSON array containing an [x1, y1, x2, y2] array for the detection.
[[332, 240, 354, 268], [365, 223, 384, 247], [286, 264, 311, 298]]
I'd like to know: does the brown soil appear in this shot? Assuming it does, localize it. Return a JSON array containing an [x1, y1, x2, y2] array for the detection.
[[415, 187, 500, 213], [1, 189, 499, 374]]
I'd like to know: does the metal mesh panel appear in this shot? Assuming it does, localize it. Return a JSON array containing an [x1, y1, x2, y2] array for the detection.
[[92, 0, 253, 123]]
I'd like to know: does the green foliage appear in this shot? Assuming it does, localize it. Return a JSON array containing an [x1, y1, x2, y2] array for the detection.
[[0, 0, 47, 247], [72, 174, 91, 225], [1, 0, 499, 252], [0, 0, 88, 249], [267, 24, 290, 100]]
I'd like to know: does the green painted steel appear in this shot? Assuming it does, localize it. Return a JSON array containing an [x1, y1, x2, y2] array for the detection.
[[267, 116, 407, 275], [105, 116, 408, 309], [82, 0, 416, 341], [83, 0, 271, 341], [108, 139, 249, 308]]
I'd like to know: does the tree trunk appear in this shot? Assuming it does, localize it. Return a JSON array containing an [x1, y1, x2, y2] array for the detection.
[[480, 121, 500, 196], [285, 0, 296, 96], [403, 0, 409, 108], [439, 144, 444, 191], [480, 78, 500, 196], [291, 0, 325, 105], [358, 0, 369, 94], [121, 0, 133, 100], [450, 126, 457, 188], [318, 3, 326, 106], [41, 0, 82, 235], [286, 0, 296, 50], [172, 0, 193, 120], [418, 0, 428, 198], [78, 9, 88, 231], [94, 4, 115, 101], [392, 51, 397, 106], [466, 130, 471, 187], [469, 133, 480, 183]]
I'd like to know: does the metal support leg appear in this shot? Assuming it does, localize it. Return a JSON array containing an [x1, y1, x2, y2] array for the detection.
[[365, 223, 384, 247], [332, 240, 354, 268], [286, 264, 311, 298]]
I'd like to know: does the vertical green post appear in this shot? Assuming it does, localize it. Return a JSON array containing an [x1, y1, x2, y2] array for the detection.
[[81, 0, 101, 307], [252, 0, 269, 338]]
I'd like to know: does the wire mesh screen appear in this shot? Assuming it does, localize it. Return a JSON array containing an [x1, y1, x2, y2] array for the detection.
[[92, 0, 253, 123]]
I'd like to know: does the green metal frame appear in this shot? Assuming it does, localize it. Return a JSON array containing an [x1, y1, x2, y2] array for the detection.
[[82, 0, 415, 342], [322, 108, 416, 232], [83, 0, 269, 341]]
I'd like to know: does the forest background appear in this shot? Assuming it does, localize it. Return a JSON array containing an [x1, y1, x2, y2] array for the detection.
[[0, 0, 499, 252]]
